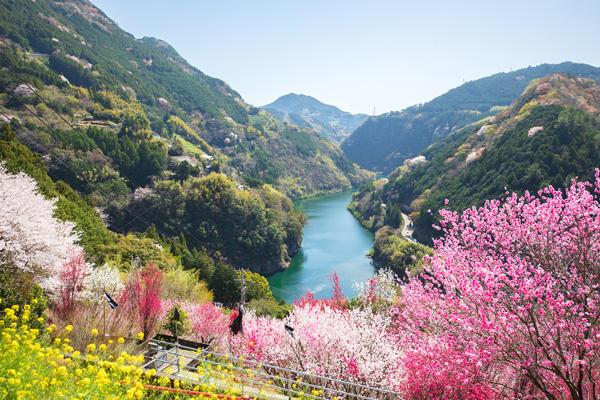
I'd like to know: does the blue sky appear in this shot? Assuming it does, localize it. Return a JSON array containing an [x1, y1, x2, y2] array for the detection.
[[92, 0, 600, 115]]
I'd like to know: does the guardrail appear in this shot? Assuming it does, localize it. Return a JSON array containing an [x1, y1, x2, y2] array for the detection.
[[142, 338, 402, 400]]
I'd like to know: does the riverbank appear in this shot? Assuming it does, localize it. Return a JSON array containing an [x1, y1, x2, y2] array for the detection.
[[267, 189, 375, 303], [347, 179, 432, 277]]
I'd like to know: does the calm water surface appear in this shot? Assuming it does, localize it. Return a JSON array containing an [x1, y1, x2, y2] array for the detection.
[[268, 189, 375, 303]]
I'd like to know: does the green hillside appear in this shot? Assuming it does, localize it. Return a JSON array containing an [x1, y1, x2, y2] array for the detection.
[[0, 0, 371, 200], [342, 63, 600, 172], [351, 74, 600, 256], [0, 0, 374, 275]]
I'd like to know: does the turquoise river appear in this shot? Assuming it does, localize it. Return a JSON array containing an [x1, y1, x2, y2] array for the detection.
[[268, 189, 375, 303]]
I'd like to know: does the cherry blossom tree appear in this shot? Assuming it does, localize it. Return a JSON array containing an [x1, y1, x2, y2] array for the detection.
[[0, 164, 80, 291], [82, 263, 124, 303], [393, 171, 600, 399], [353, 268, 399, 311]]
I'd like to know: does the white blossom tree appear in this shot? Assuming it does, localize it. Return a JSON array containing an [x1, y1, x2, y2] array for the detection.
[[0, 164, 81, 291], [82, 263, 124, 303]]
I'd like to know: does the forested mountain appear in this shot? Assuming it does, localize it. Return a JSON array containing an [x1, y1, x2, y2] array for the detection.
[[0, 0, 372, 276], [342, 63, 600, 172], [262, 93, 369, 144], [0, 0, 371, 200], [351, 74, 600, 265]]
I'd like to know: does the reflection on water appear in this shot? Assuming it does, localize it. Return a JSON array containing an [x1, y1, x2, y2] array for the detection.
[[268, 189, 375, 304]]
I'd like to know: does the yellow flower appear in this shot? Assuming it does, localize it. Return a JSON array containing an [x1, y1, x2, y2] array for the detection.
[[87, 343, 96, 353], [118, 337, 125, 344], [64, 325, 73, 334], [137, 332, 144, 341], [90, 328, 99, 336]]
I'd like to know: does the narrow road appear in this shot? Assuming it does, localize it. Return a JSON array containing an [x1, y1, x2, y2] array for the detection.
[[401, 212, 418, 243]]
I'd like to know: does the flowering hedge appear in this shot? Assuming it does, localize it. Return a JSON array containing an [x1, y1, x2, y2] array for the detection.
[[230, 303, 404, 394]]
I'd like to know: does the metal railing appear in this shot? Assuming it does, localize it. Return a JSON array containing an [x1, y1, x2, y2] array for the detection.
[[142, 338, 403, 400]]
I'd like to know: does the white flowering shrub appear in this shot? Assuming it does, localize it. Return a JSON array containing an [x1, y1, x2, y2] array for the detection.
[[83, 263, 124, 303], [353, 267, 399, 307]]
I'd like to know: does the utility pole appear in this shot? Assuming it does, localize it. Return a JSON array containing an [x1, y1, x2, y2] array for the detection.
[[174, 306, 180, 374], [102, 286, 106, 341], [240, 269, 246, 304]]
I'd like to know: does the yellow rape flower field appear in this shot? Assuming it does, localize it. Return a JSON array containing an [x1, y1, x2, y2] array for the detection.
[[0, 304, 150, 400], [0, 300, 326, 400], [0, 302, 256, 400]]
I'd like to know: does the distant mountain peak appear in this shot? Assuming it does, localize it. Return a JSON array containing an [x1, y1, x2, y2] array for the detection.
[[262, 93, 368, 144]]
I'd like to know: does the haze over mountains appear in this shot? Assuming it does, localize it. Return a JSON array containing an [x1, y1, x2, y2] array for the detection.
[[262, 93, 369, 144]]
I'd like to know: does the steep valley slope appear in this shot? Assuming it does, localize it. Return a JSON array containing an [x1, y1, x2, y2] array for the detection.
[[342, 63, 600, 172], [350, 73, 600, 274], [0, 0, 372, 275]]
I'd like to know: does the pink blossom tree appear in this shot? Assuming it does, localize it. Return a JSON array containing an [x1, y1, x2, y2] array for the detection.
[[232, 303, 404, 394], [120, 263, 164, 338], [159, 300, 230, 347], [188, 302, 229, 346], [393, 171, 600, 399], [55, 250, 88, 319]]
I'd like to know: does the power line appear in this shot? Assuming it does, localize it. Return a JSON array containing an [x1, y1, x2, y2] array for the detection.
[[0, 109, 134, 233], [4, 69, 221, 252], [0, 105, 190, 247], [8, 71, 74, 131]]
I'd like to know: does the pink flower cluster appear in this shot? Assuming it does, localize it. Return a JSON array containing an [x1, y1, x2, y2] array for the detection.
[[55, 250, 88, 319], [393, 170, 600, 399], [160, 299, 230, 347], [120, 263, 164, 338]]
